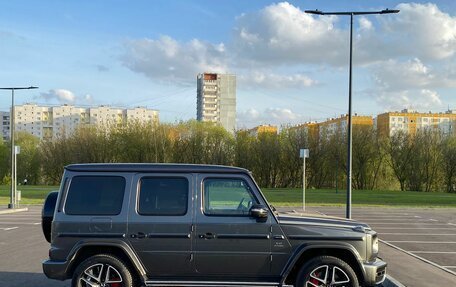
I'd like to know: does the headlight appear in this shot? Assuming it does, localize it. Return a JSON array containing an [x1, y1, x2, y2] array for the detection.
[[372, 235, 379, 255]]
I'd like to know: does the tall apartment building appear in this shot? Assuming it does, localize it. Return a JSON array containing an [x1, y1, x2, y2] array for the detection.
[[0, 111, 10, 141], [197, 73, 236, 132], [10, 103, 159, 140], [376, 109, 456, 137]]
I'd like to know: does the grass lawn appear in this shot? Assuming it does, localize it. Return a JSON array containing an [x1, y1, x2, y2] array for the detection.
[[262, 188, 456, 207], [1, 185, 456, 207], [0, 185, 59, 205]]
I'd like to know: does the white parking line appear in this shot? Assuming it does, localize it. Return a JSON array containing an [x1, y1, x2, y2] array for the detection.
[[375, 227, 456, 230], [0, 227, 18, 231], [410, 251, 456, 254], [367, 223, 450, 225], [360, 221, 444, 225], [387, 241, 456, 244], [381, 239, 456, 277], [0, 222, 42, 225], [358, 220, 434, 222], [380, 233, 456, 235]]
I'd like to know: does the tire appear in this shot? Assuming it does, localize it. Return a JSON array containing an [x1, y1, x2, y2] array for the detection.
[[72, 254, 134, 287], [296, 256, 359, 287]]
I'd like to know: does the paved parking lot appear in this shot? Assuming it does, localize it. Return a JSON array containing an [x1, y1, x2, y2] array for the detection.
[[307, 206, 456, 277], [1, 205, 455, 287], [0, 206, 68, 287]]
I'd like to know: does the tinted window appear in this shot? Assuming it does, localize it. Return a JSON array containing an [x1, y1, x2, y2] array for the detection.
[[65, 176, 125, 215], [138, 177, 188, 216], [204, 178, 258, 216]]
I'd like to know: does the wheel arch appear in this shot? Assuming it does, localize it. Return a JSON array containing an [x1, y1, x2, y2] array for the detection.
[[281, 243, 366, 286], [66, 241, 147, 282]]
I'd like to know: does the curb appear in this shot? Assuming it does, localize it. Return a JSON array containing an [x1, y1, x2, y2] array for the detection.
[[381, 275, 406, 287], [0, 207, 29, 215]]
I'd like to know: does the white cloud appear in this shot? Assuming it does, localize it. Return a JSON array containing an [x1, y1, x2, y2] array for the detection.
[[385, 3, 456, 60], [376, 89, 443, 111], [118, 1, 456, 121], [237, 107, 304, 128], [38, 89, 94, 105], [232, 2, 347, 66], [121, 35, 228, 83], [372, 58, 436, 91], [39, 89, 76, 103], [369, 57, 456, 110], [238, 71, 317, 90], [232, 2, 456, 67], [83, 94, 94, 103]]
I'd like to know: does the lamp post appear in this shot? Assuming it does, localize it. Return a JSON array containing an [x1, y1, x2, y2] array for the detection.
[[0, 86, 38, 209], [305, 8, 399, 219], [300, 148, 309, 212]]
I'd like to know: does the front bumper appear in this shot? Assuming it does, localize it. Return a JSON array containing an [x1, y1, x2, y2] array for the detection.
[[42, 259, 70, 281], [363, 258, 387, 286]]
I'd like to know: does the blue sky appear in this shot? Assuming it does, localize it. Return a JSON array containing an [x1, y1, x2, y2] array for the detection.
[[1, 0, 455, 128]]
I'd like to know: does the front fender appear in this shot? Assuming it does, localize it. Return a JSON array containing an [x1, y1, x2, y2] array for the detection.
[[280, 241, 365, 285]]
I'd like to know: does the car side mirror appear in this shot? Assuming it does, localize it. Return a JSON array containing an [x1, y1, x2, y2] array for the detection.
[[250, 205, 268, 221]]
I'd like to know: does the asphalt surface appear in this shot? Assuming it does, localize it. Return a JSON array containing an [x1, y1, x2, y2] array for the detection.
[[0, 206, 68, 287], [1, 205, 455, 287], [303, 206, 456, 286]]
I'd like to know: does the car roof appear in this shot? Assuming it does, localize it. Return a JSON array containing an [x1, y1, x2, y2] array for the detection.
[[65, 163, 250, 174]]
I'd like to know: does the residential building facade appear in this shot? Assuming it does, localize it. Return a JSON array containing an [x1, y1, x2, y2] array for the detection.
[[8, 103, 159, 140], [376, 109, 456, 137], [0, 111, 10, 141], [197, 73, 236, 132], [318, 114, 373, 137], [247, 125, 278, 137]]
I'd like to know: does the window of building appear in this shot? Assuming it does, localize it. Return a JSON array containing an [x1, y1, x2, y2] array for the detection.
[[65, 176, 125, 215], [203, 178, 258, 216], [138, 177, 188, 216]]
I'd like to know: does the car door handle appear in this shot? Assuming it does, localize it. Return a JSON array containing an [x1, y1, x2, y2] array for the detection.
[[131, 232, 146, 239], [199, 233, 215, 239]]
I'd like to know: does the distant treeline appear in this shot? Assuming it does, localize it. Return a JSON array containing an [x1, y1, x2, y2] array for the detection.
[[1, 120, 455, 192]]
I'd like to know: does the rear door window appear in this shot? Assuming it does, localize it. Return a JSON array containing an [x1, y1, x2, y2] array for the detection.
[[65, 176, 125, 215], [138, 177, 188, 216]]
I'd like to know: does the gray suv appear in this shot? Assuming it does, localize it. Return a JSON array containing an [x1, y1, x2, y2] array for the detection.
[[42, 164, 386, 287]]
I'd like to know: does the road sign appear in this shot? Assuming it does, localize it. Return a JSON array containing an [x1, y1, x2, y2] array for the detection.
[[300, 148, 309, 158]]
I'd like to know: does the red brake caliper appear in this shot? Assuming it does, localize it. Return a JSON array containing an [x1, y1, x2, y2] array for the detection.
[[310, 271, 321, 285]]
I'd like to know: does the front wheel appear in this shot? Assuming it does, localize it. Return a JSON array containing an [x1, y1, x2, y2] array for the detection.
[[72, 254, 134, 287], [296, 256, 359, 287]]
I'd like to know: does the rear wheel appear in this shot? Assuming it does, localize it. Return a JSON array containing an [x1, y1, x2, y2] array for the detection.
[[296, 256, 359, 287], [72, 254, 134, 287]]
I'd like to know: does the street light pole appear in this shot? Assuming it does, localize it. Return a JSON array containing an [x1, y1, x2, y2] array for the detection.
[[0, 86, 38, 209], [305, 8, 399, 219]]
